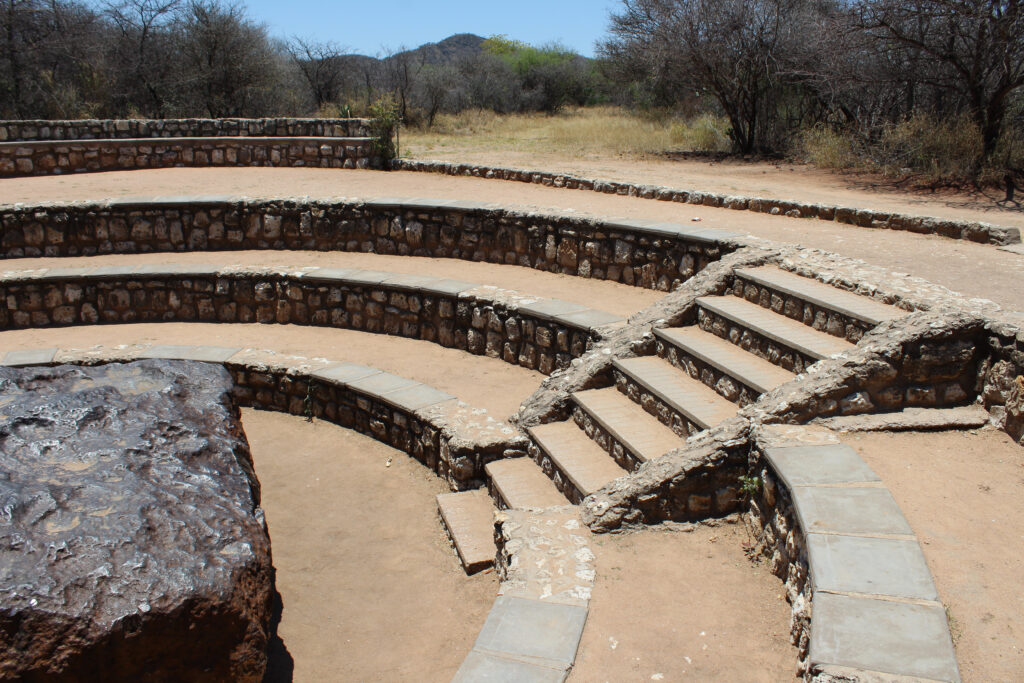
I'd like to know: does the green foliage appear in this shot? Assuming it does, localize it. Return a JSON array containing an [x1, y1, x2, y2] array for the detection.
[[368, 94, 402, 161], [738, 475, 761, 499]]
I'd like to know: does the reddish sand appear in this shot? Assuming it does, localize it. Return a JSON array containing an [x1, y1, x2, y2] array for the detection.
[[243, 408, 497, 682], [0, 323, 543, 419], [572, 522, 796, 682], [1, 250, 663, 319], [1, 168, 1020, 311], [848, 428, 1024, 682]]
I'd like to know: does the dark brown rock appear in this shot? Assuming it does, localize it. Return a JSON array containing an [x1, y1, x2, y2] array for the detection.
[[0, 360, 274, 682]]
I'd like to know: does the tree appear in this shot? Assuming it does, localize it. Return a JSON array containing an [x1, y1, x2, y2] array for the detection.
[[103, 0, 181, 116], [286, 37, 349, 110], [854, 0, 1024, 157], [602, 0, 824, 154]]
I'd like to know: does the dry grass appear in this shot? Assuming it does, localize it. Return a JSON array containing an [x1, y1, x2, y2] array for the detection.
[[402, 107, 729, 159]]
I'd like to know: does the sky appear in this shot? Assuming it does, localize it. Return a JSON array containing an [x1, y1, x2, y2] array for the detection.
[[239, 0, 619, 57]]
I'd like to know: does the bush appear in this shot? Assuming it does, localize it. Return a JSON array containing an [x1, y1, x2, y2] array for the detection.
[[368, 94, 401, 162], [671, 114, 732, 153]]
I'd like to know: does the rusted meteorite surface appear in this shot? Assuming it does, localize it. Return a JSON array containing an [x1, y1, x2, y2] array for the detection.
[[0, 360, 274, 682]]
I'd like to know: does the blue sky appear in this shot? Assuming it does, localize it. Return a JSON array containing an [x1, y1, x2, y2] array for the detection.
[[240, 0, 619, 57]]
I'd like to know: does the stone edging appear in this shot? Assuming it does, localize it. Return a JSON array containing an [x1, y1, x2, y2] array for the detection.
[[0, 195, 742, 291], [0, 137, 381, 177], [0, 264, 625, 376], [0, 117, 372, 141], [0, 344, 528, 490], [749, 424, 960, 682], [453, 506, 594, 682], [393, 159, 1022, 247]]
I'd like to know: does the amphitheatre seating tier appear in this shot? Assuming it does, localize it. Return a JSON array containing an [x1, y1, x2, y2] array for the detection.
[[0, 137, 380, 177], [0, 344, 526, 491], [0, 196, 741, 290], [0, 117, 372, 141], [395, 158, 1023, 247], [0, 264, 625, 375]]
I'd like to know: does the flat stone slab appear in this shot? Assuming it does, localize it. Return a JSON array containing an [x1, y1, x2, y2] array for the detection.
[[516, 298, 588, 322], [998, 241, 1024, 255], [736, 266, 907, 325], [437, 490, 496, 575], [654, 326, 795, 394], [528, 421, 627, 497], [572, 387, 682, 463], [791, 486, 914, 537], [138, 345, 241, 363], [485, 458, 567, 510], [764, 444, 881, 488], [613, 356, 737, 430], [1, 348, 57, 366], [809, 592, 960, 682], [807, 534, 938, 601], [471, 595, 588, 670], [346, 371, 419, 397], [310, 362, 380, 386], [383, 383, 456, 412], [814, 405, 991, 432], [697, 295, 854, 360], [555, 309, 625, 331], [451, 650, 566, 683]]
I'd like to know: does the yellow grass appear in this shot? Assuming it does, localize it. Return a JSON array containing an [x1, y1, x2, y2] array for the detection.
[[403, 107, 729, 159]]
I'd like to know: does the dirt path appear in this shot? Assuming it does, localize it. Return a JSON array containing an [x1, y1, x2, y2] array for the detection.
[[3, 168, 1020, 311], [0, 323, 543, 419], [571, 522, 796, 682], [401, 148, 1024, 231], [1, 250, 663, 319], [848, 428, 1024, 682], [243, 408, 497, 682]]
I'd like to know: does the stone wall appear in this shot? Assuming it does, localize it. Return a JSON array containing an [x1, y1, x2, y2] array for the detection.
[[0, 137, 380, 177], [0, 117, 372, 141], [0, 345, 529, 491], [0, 266, 623, 376], [0, 197, 739, 291], [394, 159, 1022, 247]]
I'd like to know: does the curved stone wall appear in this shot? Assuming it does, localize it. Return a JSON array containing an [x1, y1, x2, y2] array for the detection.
[[395, 159, 1022, 247], [0, 196, 739, 290], [0, 345, 527, 491], [0, 265, 624, 375], [0, 137, 380, 177], [0, 117, 371, 141]]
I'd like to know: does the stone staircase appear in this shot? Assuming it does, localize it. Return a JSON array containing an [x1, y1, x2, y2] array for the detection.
[[438, 266, 909, 574]]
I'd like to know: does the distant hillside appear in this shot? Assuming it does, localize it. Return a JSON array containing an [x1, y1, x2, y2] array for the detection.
[[341, 33, 487, 66]]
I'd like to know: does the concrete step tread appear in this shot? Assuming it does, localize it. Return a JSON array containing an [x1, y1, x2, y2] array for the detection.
[[484, 458, 568, 509], [528, 421, 628, 496], [437, 489, 496, 574], [697, 295, 855, 360], [613, 356, 738, 428], [571, 387, 683, 463], [654, 326, 796, 395], [736, 266, 907, 326]]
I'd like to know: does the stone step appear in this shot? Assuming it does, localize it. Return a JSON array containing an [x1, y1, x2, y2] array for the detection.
[[613, 356, 738, 431], [735, 265, 906, 329], [654, 326, 796, 398], [436, 489, 496, 575], [484, 457, 568, 510], [571, 387, 683, 468], [528, 421, 628, 502], [697, 295, 854, 365]]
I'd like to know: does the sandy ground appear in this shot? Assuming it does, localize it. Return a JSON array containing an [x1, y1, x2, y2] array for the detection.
[[848, 428, 1024, 682], [0, 323, 543, 419], [571, 522, 796, 682], [243, 408, 497, 682], [1, 250, 663, 319], [2, 168, 1020, 311], [402, 147, 1024, 231]]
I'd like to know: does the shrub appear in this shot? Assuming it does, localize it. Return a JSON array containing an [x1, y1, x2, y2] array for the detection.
[[368, 94, 401, 162], [671, 114, 732, 153]]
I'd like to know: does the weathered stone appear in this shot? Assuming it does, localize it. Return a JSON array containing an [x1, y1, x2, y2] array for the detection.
[[0, 361, 275, 682]]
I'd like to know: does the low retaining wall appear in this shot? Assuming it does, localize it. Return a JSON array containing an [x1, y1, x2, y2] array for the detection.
[[747, 424, 960, 682], [0, 117, 371, 141], [0, 137, 380, 177], [0, 196, 741, 291], [0, 345, 528, 490], [0, 265, 624, 376], [394, 159, 1022, 247]]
